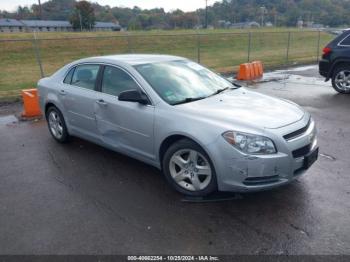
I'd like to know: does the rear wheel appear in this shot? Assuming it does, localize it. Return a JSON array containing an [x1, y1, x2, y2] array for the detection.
[[162, 139, 217, 196], [46, 106, 69, 143], [331, 65, 350, 94]]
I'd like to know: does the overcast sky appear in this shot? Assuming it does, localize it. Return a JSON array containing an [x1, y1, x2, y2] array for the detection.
[[0, 0, 211, 12]]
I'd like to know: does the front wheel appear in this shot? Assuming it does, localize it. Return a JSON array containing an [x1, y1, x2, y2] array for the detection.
[[331, 65, 350, 94], [46, 106, 70, 143], [162, 139, 217, 196]]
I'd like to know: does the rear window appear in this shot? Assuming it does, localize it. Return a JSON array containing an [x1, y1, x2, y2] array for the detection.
[[339, 34, 350, 46], [327, 31, 350, 47], [63, 67, 75, 84]]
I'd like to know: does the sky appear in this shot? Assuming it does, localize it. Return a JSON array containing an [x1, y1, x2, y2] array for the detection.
[[0, 0, 210, 12]]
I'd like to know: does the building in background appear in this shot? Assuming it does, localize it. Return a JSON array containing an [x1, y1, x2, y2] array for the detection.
[[216, 20, 260, 29], [94, 22, 121, 31], [0, 19, 121, 33], [297, 18, 304, 28], [20, 20, 72, 32], [230, 21, 260, 29], [0, 18, 24, 32]]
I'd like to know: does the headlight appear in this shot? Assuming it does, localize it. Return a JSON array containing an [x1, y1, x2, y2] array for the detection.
[[222, 131, 277, 155]]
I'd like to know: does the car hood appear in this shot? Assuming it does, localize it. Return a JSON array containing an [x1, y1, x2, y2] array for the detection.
[[177, 89, 305, 129]]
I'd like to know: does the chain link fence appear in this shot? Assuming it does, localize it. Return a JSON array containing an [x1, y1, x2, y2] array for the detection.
[[0, 30, 334, 99]]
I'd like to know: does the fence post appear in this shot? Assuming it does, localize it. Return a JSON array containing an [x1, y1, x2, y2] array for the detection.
[[126, 33, 132, 53], [285, 31, 291, 65], [247, 32, 251, 62], [197, 33, 201, 63], [32, 31, 44, 78], [316, 30, 321, 62]]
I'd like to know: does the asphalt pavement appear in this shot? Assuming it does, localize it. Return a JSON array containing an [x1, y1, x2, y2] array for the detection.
[[0, 65, 349, 255]]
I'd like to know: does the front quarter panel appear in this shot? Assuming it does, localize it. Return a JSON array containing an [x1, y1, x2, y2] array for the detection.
[[153, 104, 265, 168]]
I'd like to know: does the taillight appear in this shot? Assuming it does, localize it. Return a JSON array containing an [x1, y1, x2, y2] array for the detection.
[[323, 47, 332, 55]]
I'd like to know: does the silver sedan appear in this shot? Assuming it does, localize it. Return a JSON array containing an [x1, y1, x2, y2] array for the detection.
[[38, 54, 318, 196]]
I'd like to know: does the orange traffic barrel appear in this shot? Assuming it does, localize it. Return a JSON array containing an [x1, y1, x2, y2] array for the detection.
[[236, 63, 252, 80], [252, 61, 264, 78], [258, 61, 264, 76], [21, 89, 42, 117], [248, 63, 256, 79], [251, 61, 260, 79]]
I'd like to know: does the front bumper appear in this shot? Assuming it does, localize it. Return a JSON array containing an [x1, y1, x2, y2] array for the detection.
[[207, 116, 318, 192]]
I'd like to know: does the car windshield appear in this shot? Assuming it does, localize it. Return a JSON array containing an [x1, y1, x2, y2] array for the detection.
[[134, 60, 235, 105]]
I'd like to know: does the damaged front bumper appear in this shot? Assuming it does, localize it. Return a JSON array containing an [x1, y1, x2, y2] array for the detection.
[[207, 117, 318, 192]]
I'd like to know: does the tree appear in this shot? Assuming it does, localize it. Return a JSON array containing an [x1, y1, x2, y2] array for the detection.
[[16, 6, 31, 19], [69, 1, 96, 31], [2, 0, 350, 29]]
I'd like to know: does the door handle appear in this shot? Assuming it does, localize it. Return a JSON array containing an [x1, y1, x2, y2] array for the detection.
[[96, 99, 107, 106], [59, 90, 66, 96]]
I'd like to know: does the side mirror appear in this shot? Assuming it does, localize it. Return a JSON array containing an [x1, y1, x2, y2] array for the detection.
[[118, 90, 149, 105]]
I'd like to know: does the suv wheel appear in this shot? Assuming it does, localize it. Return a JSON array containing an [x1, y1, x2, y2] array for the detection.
[[332, 65, 350, 94], [162, 139, 217, 196], [46, 106, 70, 143]]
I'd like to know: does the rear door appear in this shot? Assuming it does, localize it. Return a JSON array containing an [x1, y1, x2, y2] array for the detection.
[[94, 65, 155, 160], [62, 64, 101, 140]]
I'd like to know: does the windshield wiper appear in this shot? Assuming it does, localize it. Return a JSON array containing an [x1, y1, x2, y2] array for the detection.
[[215, 87, 230, 94], [209, 86, 232, 97], [210, 83, 242, 97], [172, 97, 206, 105], [232, 81, 242, 88]]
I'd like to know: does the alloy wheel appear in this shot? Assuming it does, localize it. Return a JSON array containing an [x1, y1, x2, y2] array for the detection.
[[169, 149, 212, 192], [335, 70, 350, 92], [48, 110, 64, 139]]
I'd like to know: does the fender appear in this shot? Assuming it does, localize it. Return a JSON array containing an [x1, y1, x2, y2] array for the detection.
[[326, 58, 350, 81], [45, 93, 65, 114]]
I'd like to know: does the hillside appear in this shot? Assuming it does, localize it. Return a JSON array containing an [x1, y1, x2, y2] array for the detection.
[[1, 0, 349, 28]]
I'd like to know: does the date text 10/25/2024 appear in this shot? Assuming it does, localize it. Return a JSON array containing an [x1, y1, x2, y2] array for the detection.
[[127, 256, 220, 261]]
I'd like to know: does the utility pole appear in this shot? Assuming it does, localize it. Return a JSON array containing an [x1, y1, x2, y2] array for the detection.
[[231, 1, 235, 24], [38, 0, 42, 20], [274, 13, 277, 27], [260, 6, 266, 27], [205, 0, 208, 29], [78, 10, 83, 32]]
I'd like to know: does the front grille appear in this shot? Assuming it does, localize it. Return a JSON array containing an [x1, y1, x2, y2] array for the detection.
[[292, 144, 311, 158], [283, 120, 311, 140], [243, 175, 280, 186]]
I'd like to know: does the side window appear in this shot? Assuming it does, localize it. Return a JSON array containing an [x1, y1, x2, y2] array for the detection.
[[340, 34, 350, 46], [71, 64, 100, 90], [63, 67, 75, 84], [101, 66, 139, 97]]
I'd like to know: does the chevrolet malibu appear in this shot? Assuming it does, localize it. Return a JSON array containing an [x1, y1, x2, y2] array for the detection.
[[38, 54, 318, 196]]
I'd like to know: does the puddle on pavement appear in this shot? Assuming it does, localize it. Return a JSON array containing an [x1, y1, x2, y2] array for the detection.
[[0, 115, 18, 125], [229, 65, 329, 89]]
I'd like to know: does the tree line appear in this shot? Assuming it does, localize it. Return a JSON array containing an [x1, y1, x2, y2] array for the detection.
[[1, 0, 350, 29]]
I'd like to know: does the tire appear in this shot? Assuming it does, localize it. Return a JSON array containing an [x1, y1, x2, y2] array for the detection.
[[46, 106, 70, 143], [331, 65, 350, 94], [162, 139, 217, 197]]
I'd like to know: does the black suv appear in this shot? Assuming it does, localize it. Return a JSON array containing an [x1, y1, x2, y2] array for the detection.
[[319, 30, 350, 93]]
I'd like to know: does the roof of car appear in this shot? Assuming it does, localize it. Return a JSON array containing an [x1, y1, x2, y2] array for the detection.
[[90, 54, 187, 65]]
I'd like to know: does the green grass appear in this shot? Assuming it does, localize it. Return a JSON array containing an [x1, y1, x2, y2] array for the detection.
[[0, 28, 334, 99]]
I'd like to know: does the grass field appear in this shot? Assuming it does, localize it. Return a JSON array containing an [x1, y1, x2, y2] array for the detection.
[[0, 28, 334, 99]]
